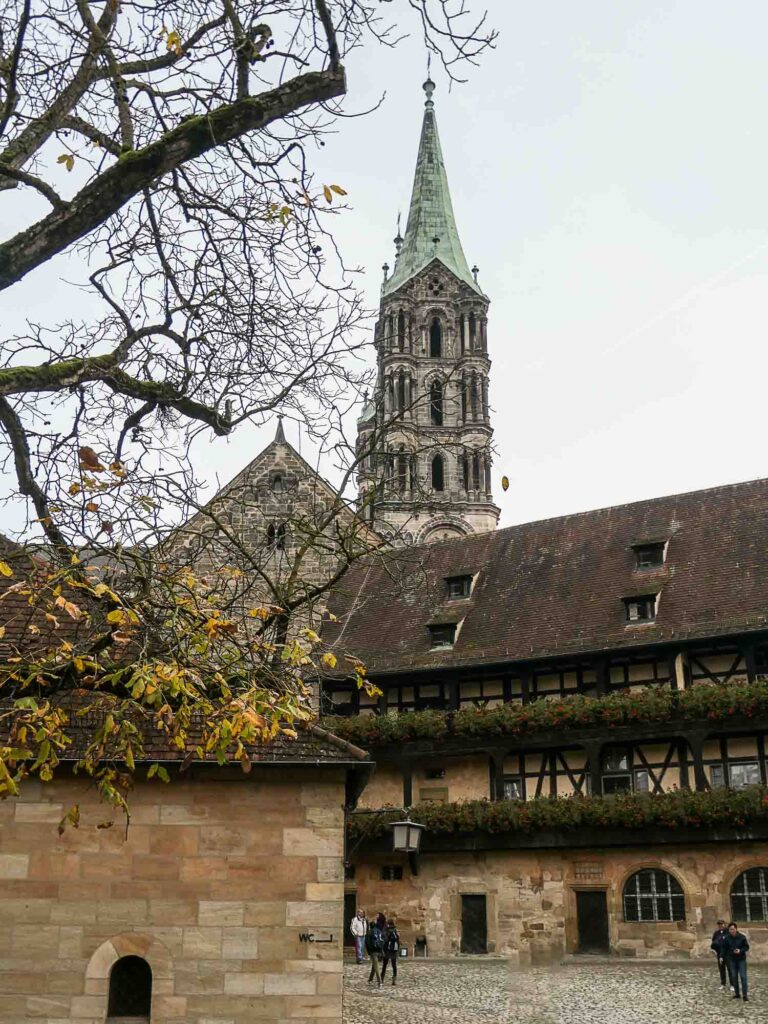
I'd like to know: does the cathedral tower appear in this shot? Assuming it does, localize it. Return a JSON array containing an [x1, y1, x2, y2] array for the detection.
[[357, 77, 500, 544]]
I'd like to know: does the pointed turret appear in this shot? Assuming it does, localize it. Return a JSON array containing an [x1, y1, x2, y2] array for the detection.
[[274, 415, 286, 443], [383, 77, 481, 297]]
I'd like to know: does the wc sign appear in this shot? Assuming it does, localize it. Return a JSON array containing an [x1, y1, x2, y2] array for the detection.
[[299, 932, 334, 944]]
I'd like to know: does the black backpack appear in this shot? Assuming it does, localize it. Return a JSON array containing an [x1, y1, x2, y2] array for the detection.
[[370, 925, 384, 952]]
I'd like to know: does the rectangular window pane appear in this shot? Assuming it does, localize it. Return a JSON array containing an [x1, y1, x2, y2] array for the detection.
[[710, 764, 725, 788], [730, 762, 760, 788], [634, 769, 650, 792], [503, 777, 522, 800], [732, 895, 747, 920], [603, 775, 631, 794]]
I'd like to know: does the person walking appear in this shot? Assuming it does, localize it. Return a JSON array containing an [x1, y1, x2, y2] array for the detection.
[[381, 918, 401, 986], [350, 909, 367, 965], [366, 912, 386, 988], [710, 919, 729, 991], [723, 921, 750, 1002]]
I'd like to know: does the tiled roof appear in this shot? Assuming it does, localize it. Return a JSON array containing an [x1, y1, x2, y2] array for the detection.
[[323, 478, 768, 675], [0, 695, 370, 766]]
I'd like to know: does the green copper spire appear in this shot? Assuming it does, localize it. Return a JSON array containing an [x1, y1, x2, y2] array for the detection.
[[382, 77, 482, 296]]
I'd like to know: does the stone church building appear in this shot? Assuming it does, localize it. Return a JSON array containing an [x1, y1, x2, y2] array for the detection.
[[3, 71, 768, 1024]]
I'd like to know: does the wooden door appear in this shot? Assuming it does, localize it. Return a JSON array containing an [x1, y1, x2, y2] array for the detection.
[[460, 894, 488, 954], [576, 890, 609, 953]]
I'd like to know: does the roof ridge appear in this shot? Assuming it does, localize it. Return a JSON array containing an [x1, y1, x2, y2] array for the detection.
[[307, 721, 370, 762]]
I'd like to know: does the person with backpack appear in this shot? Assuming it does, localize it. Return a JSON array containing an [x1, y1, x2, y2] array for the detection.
[[381, 918, 401, 986], [366, 912, 386, 987]]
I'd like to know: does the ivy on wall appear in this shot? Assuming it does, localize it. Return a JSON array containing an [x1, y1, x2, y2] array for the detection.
[[326, 680, 768, 747]]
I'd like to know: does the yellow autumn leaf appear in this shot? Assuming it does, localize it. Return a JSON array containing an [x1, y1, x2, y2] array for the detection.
[[166, 30, 182, 55], [0, 561, 13, 578], [0, 625, 5, 639], [323, 184, 333, 203], [68, 482, 81, 496], [501, 475, 510, 492], [321, 652, 337, 670], [330, 184, 347, 196], [57, 153, 75, 172], [54, 595, 82, 620]]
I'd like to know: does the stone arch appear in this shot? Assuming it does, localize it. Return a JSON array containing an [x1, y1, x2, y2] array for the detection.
[[416, 516, 473, 545], [85, 933, 173, 1014]]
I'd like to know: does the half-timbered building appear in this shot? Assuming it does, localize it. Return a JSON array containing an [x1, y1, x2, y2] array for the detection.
[[320, 478, 768, 961]]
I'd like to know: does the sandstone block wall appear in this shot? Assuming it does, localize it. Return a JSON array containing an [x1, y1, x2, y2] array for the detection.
[[349, 842, 768, 964], [0, 770, 347, 1023]]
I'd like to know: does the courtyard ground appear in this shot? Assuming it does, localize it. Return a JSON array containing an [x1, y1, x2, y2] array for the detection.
[[343, 958, 768, 1023]]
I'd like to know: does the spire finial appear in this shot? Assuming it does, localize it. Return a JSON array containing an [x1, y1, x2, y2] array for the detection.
[[275, 414, 286, 443], [394, 211, 403, 255], [472, 265, 479, 283], [423, 59, 435, 107]]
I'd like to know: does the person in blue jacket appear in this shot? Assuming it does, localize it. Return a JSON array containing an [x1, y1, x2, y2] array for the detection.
[[710, 919, 729, 991], [723, 922, 750, 1001]]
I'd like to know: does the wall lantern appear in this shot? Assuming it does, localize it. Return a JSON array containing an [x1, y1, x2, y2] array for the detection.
[[390, 819, 426, 854]]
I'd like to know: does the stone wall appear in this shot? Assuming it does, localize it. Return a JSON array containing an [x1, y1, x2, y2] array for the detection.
[[0, 769, 347, 1023], [349, 842, 768, 963]]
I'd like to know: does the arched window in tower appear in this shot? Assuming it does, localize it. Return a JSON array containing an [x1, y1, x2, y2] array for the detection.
[[458, 315, 465, 355], [469, 311, 477, 349], [431, 453, 445, 492], [429, 317, 442, 358], [461, 376, 468, 422], [386, 314, 394, 349], [107, 955, 152, 1020], [470, 372, 479, 420], [397, 311, 406, 352], [460, 452, 469, 491], [430, 379, 444, 426], [397, 448, 407, 492], [472, 452, 481, 491], [397, 370, 406, 414]]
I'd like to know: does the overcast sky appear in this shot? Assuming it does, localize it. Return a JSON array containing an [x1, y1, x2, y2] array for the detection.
[[4, 2, 768, 532]]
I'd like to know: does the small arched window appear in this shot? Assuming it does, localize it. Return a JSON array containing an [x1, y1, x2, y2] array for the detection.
[[267, 523, 286, 551], [623, 869, 685, 922], [397, 311, 406, 352], [107, 955, 152, 1020], [731, 867, 768, 921], [272, 474, 283, 493], [397, 448, 407, 492], [431, 453, 445, 492], [430, 379, 443, 426], [469, 311, 476, 349], [429, 318, 442, 358], [397, 370, 406, 414]]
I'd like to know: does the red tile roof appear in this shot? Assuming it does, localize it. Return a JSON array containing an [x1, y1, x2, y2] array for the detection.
[[323, 478, 768, 674]]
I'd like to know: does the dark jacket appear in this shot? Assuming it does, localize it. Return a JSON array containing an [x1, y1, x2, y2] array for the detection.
[[723, 932, 750, 960], [383, 926, 400, 956], [710, 928, 727, 956]]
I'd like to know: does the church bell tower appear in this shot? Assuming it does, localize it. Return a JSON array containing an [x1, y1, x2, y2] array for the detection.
[[357, 76, 500, 545]]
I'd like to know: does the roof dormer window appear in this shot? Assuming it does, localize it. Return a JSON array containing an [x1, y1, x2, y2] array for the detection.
[[446, 575, 472, 600], [633, 542, 666, 570], [623, 594, 657, 623], [429, 624, 456, 649]]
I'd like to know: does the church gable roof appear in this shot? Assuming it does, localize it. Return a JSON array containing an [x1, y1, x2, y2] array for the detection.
[[383, 78, 483, 298], [323, 477, 768, 674]]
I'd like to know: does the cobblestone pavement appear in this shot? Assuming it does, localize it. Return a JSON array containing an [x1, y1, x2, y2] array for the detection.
[[343, 959, 768, 1023]]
